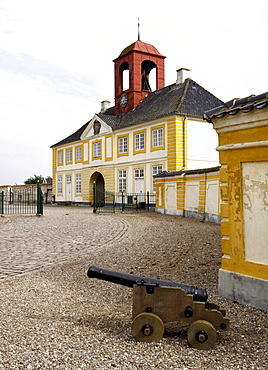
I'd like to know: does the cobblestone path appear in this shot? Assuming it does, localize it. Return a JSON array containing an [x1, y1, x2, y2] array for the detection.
[[0, 206, 128, 279]]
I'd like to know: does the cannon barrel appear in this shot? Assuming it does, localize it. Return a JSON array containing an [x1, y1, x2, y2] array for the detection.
[[87, 265, 208, 302]]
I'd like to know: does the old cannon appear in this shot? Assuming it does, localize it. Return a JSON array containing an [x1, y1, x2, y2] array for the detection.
[[87, 265, 229, 350]]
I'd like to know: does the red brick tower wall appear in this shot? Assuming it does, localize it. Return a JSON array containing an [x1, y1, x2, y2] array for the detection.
[[114, 40, 165, 115]]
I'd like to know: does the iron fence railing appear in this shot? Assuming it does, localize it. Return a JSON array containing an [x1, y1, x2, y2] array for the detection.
[[93, 184, 156, 213], [0, 184, 43, 215]]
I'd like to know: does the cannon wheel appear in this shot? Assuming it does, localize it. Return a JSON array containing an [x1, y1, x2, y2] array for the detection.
[[131, 312, 164, 343], [187, 320, 217, 350]]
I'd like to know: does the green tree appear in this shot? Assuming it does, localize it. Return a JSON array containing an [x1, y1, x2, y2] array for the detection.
[[24, 174, 44, 184]]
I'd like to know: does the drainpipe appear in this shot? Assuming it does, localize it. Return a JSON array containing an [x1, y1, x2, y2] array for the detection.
[[176, 115, 187, 172], [182, 115, 187, 170], [181, 171, 186, 218], [203, 172, 207, 221]]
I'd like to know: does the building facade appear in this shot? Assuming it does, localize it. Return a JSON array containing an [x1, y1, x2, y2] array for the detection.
[[204, 92, 268, 311], [51, 39, 223, 204]]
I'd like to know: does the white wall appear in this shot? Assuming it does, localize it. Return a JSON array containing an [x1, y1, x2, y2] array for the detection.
[[187, 120, 219, 169], [185, 181, 199, 212], [242, 161, 268, 264], [206, 179, 219, 215]]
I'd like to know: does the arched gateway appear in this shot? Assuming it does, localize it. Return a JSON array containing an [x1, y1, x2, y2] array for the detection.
[[89, 172, 105, 204]]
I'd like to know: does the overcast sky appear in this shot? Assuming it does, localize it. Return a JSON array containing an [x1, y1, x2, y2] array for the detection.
[[1, 0, 268, 185]]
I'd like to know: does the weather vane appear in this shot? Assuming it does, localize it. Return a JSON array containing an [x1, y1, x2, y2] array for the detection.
[[138, 17, 140, 40]]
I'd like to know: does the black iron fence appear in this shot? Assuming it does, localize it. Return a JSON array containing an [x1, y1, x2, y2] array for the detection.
[[93, 184, 156, 213], [0, 184, 43, 215]]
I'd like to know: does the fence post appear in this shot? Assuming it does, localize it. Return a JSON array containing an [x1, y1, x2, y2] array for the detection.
[[121, 192, 124, 212], [9, 188, 13, 204], [37, 182, 43, 215], [1, 191, 4, 215], [93, 182, 96, 213], [37, 183, 40, 214], [147, 191, 150, 211]]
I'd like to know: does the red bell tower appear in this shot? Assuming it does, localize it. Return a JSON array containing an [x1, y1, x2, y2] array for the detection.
[[113, 39, 165, 115]]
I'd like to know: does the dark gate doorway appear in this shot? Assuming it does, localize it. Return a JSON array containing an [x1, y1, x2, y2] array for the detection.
[[96, 173, 104, 191], [95, 173, 105, 207], [89, 172, 105, 206]]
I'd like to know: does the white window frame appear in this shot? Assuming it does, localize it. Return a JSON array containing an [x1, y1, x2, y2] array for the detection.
[[152, 128, 163, 148], [134, 169, 144, 178], [119, 136, 127, 154], [93, 141, 101, 158], [135, 132, 144, 151], [76, 174, 81, 193], [58, 151, 63, 165], [152, 165, 163, 176], [76, 147, 82, 161], [152, 165, 163, 192], [57, 175, 63, 194], [118, 170, 126, 193], [66, 149, 72, 163]]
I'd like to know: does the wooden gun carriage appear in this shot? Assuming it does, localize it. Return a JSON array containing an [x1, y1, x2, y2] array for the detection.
[[87, 265, 229, 350]]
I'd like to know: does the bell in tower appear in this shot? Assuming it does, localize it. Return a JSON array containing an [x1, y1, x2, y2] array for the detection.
[[113, 39, 165, 115], [141, 60, 158, 91]]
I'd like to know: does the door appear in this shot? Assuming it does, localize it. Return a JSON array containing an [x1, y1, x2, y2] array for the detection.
[[135, 169, 144, 203], [66, 175, 72, 201]]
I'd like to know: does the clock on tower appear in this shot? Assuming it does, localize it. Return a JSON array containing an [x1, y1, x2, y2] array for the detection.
[[120, 93, 127, 108]]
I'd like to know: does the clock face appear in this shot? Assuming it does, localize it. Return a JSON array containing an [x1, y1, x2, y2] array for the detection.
[[120, 93, 127, 107]]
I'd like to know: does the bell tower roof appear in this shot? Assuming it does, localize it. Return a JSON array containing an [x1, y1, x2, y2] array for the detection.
[[114, 39, 165, 61]]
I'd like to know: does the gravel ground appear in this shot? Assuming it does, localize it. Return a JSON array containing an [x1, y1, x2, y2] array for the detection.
[[0, 207, 267, 369]]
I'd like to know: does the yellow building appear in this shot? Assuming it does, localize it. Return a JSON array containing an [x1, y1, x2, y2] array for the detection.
[[204, 92, 268, 310], [51, 39, 222, 204]]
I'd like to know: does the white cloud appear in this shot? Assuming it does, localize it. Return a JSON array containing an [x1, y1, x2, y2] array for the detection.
[[0, 0, 268, 184]]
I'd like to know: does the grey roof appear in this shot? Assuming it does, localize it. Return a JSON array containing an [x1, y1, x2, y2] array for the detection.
[[51, 78, 223, 147], [98, 79, 223, 129], [204, 91, 268, 122]]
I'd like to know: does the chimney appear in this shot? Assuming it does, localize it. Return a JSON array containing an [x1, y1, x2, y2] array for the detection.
[[100, 100, 111, 113], [176, 68, 190, 84]]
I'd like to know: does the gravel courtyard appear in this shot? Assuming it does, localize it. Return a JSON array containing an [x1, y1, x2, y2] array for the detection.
[[0, 206, 267, 369]]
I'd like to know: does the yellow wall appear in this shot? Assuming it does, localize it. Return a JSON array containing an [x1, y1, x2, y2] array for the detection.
[[167, 117, 188, 172], [52, 148, 57, 196], [177, 177, 186, 212], [218, 127, 268, 281]]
